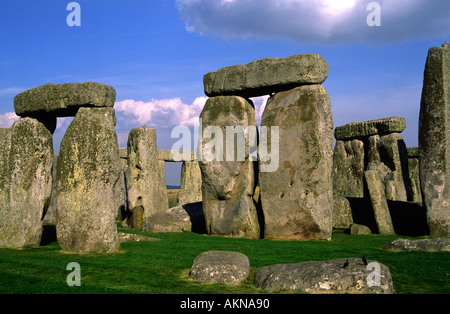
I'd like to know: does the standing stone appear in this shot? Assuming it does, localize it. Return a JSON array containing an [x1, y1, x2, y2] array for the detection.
[[0, 129, 12, 247], [378, 133, 410, 202], [56, 108, 122, 253], [260, 85, 334, 240], [125, 126, 168, 231], [419, 42, 450, 237], [407, 148, 422, 203], [332, 139, 365, 198], [176, 161, 202, 205], [0, 118, 53, 247], [364, 170, 395, 235], [199, 96, 260, 239], [43, 154, 58, 224], [333, 196, 353, 229]]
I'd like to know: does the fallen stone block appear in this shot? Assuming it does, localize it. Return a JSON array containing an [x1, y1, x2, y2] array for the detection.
[[254, 258, 393, 294], [190, 251, 250, 286]]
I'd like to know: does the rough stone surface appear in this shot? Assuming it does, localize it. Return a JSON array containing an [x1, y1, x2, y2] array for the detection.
[[176, 161, 202, 205], [349, 223, 372, 235], [56, 108, 122, 253], [364, 170, 395, 235], [254, 258, 393, 294], [0, 118, 53, 247], [190, 251, 250, 285], [43, 153, 58, 224], [144, 202, 205, 234], [199, 96, 260, 239], [333, 196, 353, 229], [14, 82, 116, 117], [419, 43, 450, 237], [260, 85, 334, 240], [378, 133, 410, 202], [125, 126, 168, 230], [332, 139, 365, 198], [203, 54, 329, 98], [382, 238, 450, 252], [0, 128, 12, 246], [158, 150, 196, 162], [407, 150, 422, 203], [334, 117, 406, 141]]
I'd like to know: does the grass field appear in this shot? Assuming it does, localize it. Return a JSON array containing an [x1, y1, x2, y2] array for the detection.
[[0, 226, 448, 294]]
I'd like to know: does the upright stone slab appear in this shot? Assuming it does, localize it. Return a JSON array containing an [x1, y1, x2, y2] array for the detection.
[[378, 133, 410, 202], [332, 139, 365, 198], [419, 42, 450, 237], [407, 147, 422, 203], [364, 170, 395, 235], [199, 96, 260, 239], [176, 161, 202, 205], [56, 108, 122, 253], [125, 126, 168, 230], [204, 54, 329, 98], [0, 129, 12, 247], [0, 118, 53, 247], [260, 85, 334, 240]]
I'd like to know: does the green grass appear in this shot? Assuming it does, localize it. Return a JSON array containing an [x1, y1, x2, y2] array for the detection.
[[0, 228, 448, 294]]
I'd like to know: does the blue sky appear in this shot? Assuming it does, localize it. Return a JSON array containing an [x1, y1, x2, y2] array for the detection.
[[1, 0, 449, 185]]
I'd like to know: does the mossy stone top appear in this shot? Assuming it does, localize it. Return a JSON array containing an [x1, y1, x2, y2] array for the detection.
[[14, 82, 116, 117]]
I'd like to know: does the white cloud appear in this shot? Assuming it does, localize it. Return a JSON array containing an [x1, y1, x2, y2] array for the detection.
[[176, 0, 450, 44], [114, 97, 207, 129], [0, 112, 19, 128]]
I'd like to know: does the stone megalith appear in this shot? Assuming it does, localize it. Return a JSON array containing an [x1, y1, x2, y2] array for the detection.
[[260, 84, 334, 240], [364, 170, 395, 235], [419, 42, 450, 237], [125, 126, 168, 230], [0, 118, 53, 247], [199, 96, 260, 239], [176, 161, 202, 205], [56, 107, 122, 253], [332, 139, 365, 198], [204, 54, 329, 98]]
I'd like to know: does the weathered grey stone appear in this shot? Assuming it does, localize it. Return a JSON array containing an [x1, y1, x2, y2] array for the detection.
[[144, 202, 205, 234], [382, 238, 450, 252], [204, 54, 329, 98], [334, 117, 406, 141], [419, 43, 450, 237], [349, 223, 372, 235], [56, 108, 122, 253], [333, 196, 353, 229], [199, 96, 260, 239], [332, 139, 365, 198], [407, 152, 422, 203], [190, 251, 250, 286], [254, 258, 393, 294], [158, 150, 196, 162], [0, 118, 53, 247], [378, 133, 411, 202], [125, 126, 168, 230], [14, 82, 116, 117], [260, 85, 334, 240], [176, 161, 202, 205], [364, 170, 395, 235], [43, 153, 58, 224]]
